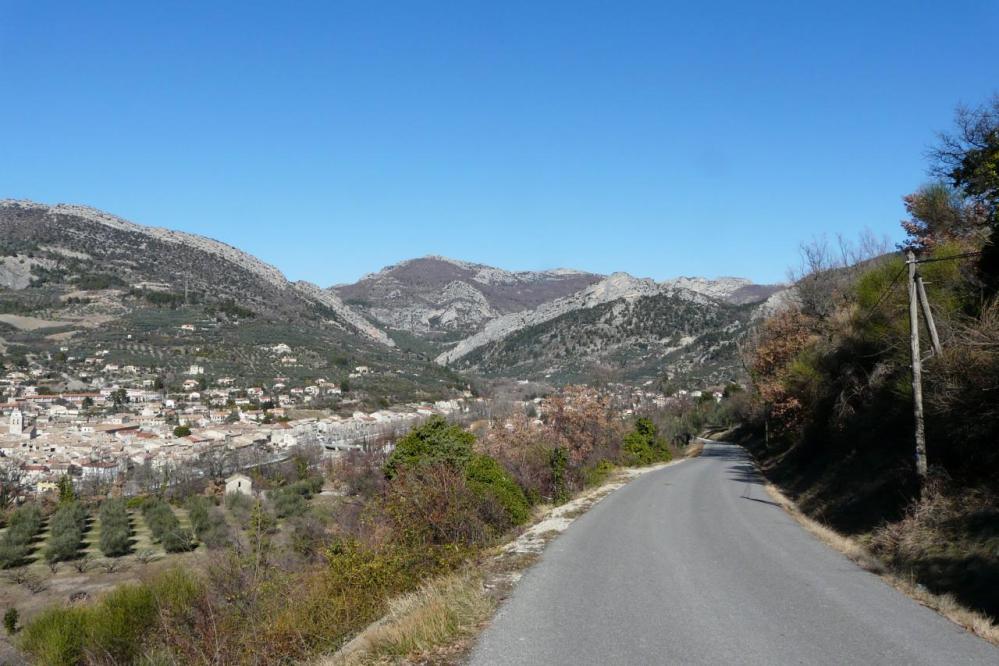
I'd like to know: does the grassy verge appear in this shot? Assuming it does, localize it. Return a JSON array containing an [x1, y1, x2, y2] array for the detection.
[[330, 569, 495, 665]]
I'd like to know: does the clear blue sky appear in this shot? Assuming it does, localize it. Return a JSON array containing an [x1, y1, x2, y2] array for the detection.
[[1, 2, 995, 285]]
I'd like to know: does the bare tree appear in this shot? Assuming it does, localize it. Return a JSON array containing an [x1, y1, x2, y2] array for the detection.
[[930, 93, 999, 204], [0, 461, 25, 510], [788, 230, 892, 319], [195, 446, 235, 484]]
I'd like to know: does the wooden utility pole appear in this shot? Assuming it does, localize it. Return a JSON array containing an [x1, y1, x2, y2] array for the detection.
[[906, 251, 929, 480], [916, 275, 943, 357]]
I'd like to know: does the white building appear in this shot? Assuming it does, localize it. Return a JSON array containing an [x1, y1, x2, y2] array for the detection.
[[225, 473, 253, 496], [9, 408, 23, 436]]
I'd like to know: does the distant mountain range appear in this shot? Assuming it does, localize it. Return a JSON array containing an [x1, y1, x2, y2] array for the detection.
[[330, 257, 786, 384], [0, 200, 789, 388]]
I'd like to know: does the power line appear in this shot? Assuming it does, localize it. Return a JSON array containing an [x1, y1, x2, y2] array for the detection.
[[859, 262, 907, 325], [857, 248, 981, 325], [913, 250, 983, 265]]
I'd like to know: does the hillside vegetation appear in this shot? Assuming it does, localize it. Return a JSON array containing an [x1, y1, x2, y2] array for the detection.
[[0, 201, 465, 404], [741, 95, 999, 620], [13, 389, 724, 665], [454, 291, 757, 384]]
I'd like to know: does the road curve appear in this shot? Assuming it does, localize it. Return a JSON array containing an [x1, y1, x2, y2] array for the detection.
[[470, 441, 997, 665]]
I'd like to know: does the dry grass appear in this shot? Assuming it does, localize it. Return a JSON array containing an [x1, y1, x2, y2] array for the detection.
[[325, 569, 494, 665], [762, 481, 999, 646], [886, 577, 999, 643], [762, 482, 884, 572], [685, 440, 705, 458]]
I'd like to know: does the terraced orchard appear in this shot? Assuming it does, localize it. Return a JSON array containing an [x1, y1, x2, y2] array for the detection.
[[0, 473, 330, 639]]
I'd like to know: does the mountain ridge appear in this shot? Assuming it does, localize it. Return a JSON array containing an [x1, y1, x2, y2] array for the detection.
[[0, 199, 786, 386]]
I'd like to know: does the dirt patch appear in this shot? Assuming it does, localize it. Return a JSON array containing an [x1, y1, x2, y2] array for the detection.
[[0, 314, 75, 331], [0, 312, 116, 331], [45, 330, 79, 341]]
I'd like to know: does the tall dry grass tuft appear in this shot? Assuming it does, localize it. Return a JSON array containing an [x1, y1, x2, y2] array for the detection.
[[324, 569, 494, 665], [685, 440, 705, 458]]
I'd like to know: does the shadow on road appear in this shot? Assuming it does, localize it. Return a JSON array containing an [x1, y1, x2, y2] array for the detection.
[[727, 463, 764, 485], [699, 444, 745, 461], [701, 442, 778, 504], [740, 495, 782, 507]]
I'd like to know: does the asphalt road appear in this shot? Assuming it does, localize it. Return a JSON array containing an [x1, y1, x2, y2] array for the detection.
[[470, 440, 998, 665]]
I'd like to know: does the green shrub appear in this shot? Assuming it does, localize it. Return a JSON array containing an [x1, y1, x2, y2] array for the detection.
[[621, 430, 654, 465], [549, 447, 570, 505], [197, 517, 232, 549], [465, 454, 530, 526], [44, 502, 87, 563], [381, 465, 491, 547], [83, 584, 157, 663], [225, 490, 252, 512], [147, 567, 203, 613], [583, 459, 616, 487], [19, 569, 202, 666], [272, 489, 307, 518], [98, 498, 131, 557], [125, 496, 146, 510], [383, 419, 531, 530], [0, 542, 29, 569], [621, 418, 671, 467], [8, 504, 43, 534], [225, 491, 255, 528], [4, 607, 17, 635], [161, 526, 195, 553], [265, 475, 324, 520], [185, 497, 230, 547], [18, 605, 87, 666], [305, 475, 325, 495], [383, 416, 475, 479], [284, 476, 323, 497], [0, 504, 43, 568], [141, 500, 194, 552], [185, 496, 211, 534]]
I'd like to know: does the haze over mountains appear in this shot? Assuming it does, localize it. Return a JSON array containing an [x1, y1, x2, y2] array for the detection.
[[0, 200, 786, 388]]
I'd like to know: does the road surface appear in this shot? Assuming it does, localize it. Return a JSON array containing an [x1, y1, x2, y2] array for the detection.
[[471, 440, 997, 665]]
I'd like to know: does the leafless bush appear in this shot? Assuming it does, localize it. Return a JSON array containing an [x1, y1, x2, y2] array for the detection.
[[333, 449, 388, 498], [20, 572, 48, 594], [378, 464, 491, 548], [135, 548, 157, 565], [73, 554, 93, 574], [789, 231, 892, 319], [4, 568, 29, 585], [869, 479, 996, 566], [99, 558, 127, 574]]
